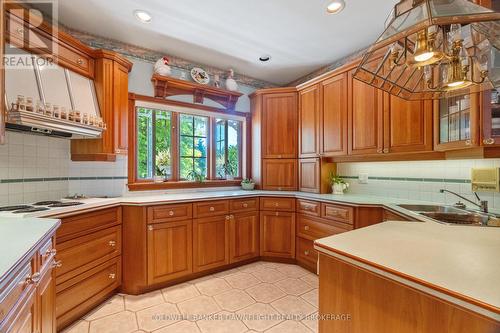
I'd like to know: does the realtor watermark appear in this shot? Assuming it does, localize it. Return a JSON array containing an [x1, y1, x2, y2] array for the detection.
[[151, 312, 352, 322], [3, 0, 58, 69]]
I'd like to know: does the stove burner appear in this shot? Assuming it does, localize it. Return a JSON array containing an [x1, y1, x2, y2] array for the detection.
[[48, 202, 84, 207], [33, 201, 62, 206], [12, 207, 50, 214], [0, 205, 33, 212]]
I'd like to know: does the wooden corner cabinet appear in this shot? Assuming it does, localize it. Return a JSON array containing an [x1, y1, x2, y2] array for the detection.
[[71, 51, 133, 161], [0, 0, 5, 145]]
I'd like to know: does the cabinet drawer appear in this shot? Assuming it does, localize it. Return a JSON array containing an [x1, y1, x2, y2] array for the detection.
[[56, 257, 121, 323], [260, 197, 295, 212], [296, 237, 318, 266], [55, 226, 122, 284], [297, 215, 351, 241], [230, 198, 259, 213], [193, 200, 230, 218], [38, 237, 55, 271], [57, 44, 94, 78], [56, 207, 121, 242], [0, 260, 34, 323], [321, 203, 354, 225], [148, 203, 193, 223], [296, 199, 320, 216]]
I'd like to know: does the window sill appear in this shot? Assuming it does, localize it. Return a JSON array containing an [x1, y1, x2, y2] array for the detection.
[[127, 180, 242, 191]]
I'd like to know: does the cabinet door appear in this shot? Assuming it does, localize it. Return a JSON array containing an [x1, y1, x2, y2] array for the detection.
[[3, 289, 36, 333], [321, 73, 348, 156], [38, 266, 56, 333], [262, 92, 298, 158], [260, 211, 295, 258], [113, 62, 129, 154], [147, 221, 193, 284], [299, 158, 320, 193], [384, 94, 433, 153], [193, 216, 229, 272], [230, 212, 259, 263], [481, 88, 500, 146], [299, 85, 320, 157], [262, 159, 297, 191], [348, 71, 383, 155]]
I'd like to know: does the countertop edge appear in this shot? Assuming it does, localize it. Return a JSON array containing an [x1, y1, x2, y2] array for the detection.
[[313, 241, 500, 321]]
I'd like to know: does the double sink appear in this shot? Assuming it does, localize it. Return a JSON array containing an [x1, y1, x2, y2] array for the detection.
[[397, 204, 495, 226]]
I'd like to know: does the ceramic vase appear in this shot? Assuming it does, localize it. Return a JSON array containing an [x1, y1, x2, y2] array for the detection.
[[332, 183, 348, 195], [154, 56, 172, 76]]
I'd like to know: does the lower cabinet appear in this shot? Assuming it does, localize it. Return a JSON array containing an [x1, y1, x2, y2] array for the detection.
[[193, 215, 230, 272], [38, 266, 56, 333], [260, 211, 296, 258], [230, 212, 260, 263], [147, 220, 193, 284]]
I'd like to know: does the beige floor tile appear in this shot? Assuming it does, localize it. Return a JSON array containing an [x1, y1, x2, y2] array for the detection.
[[271, 295, 316, 318], [196, 311, 248, 333], [61, 320, 89, 333], [162, 283, 200, 303], [136, 302, 180, 331], [153, 320, 201, 333], [258, 262, 284, 269], [274, 278, 313, 296], [84, 295, 124, 321], [237, 262, 265, 273], [224, 273, 260, 289], [300, 289, 318, 307], [265, 320, 312, 333], [299, 274, 319, 289], [212, 267, 241, 278], [301, 312, 318, 333], [250, 268, 286, 283], [188, 274, 216, 285], [125, 290, 165, 311], [195, 277, 232, 296], [177, 295, 221, 321], [236, 303, 282, 331], [89, 311, 138, 333], [245, 283, 286, 304], [213, 289, 255, 311], [276, 265, 310, 278]]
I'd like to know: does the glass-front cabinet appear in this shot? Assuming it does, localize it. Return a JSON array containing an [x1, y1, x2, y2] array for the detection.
[[481, 87, 500, 146]]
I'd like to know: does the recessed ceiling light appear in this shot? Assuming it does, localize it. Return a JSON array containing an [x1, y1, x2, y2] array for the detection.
[[259, 55, 271, 62], [327, 0, 345, 14], [134, 10, 152, 23]]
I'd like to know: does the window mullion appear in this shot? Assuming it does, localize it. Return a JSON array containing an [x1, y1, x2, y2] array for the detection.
[[151, 111, 157, 179]]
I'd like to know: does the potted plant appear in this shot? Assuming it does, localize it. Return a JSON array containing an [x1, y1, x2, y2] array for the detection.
[[186, 170, 205, 183], [329, 171, 349, 195], [241, 178, 255, 190], [154, 149, 171, 182], [221, 163, 237, 180]]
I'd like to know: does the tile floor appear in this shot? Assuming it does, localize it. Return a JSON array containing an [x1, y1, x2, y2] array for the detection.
[[61, 261, 319, 333]]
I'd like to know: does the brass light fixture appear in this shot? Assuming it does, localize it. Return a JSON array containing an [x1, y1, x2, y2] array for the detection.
[[354, 0, 499, 100]]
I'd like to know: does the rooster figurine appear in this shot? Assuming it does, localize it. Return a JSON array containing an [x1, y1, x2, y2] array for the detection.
[[225, 68, 239, 92], [154, 56, 172, 77]]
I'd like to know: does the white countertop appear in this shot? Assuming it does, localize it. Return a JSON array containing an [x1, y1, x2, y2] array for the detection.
[[0, 217, 60, 279]]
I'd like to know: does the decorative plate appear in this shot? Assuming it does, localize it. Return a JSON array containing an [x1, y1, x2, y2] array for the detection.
[[190, 67, 210, 85]]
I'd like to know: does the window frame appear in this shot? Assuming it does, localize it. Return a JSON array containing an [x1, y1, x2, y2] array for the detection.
[[128, 94, 250, 191]]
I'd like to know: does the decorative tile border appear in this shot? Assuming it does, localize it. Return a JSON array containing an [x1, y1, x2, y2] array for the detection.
[[0, 176, 127, 184], [340, 175, 471, 184]]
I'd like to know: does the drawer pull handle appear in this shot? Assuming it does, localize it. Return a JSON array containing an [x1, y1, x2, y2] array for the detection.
[[109, 240, 116, 247], [26, 272, 41, 285], [275, 212, 279, 216], [53, 260, 62, 268], [304, 225, 310, 231], [209, 206, 215, 211], [45, 248, 57, 256], [274, 203, 279, 207], [383, 148, 389, 153], [77, 58, 84, 65], [304, 250, 310, 256], [483, 138, 494, 145], [243, 203, 248, 208], [169, 210, 174, 216], [108, 273, 116, 279], [226, 215, 230, 220]]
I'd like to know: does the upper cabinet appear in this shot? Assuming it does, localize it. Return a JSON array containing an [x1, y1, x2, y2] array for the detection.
[[348, 70, 384, 155], [299, 85, 320, 158], [481, 88, 500, 147], [321, 73, 348, 157]]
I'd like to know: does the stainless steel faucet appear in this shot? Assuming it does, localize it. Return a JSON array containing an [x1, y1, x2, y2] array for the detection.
[[439, 189, 488, 213]]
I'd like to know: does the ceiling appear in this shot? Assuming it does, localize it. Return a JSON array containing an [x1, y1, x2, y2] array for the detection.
[[46, 0, 397, 85]]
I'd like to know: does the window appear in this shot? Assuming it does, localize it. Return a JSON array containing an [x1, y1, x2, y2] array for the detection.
[[135, 104, 245, 185]]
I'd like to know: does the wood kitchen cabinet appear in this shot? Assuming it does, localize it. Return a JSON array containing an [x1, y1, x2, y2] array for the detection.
[[147, 220, 193, 284], [481, 88, 500, 146], [230, 212, 259, 263], [299, 84, 320, 158], [299, 158, 320, 193], [260, 211, 296, 259], [38, 265, 56, 333], [193, 215, 230, 272], [0, 0, 5, 145], [262, 159, 298, 191]]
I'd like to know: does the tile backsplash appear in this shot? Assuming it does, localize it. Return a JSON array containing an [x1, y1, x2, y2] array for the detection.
[[337, 159, 500, 209]]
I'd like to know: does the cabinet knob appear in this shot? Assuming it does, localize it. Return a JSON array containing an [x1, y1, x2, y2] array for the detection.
[[45, 248, 57, 256], [377, 149, 383, 154], [275, 212, 279, 216], [465, 139, 472, 146], [108, 273, 116, 279], [483, 138, 494, 145], [16, 28, 24, 35], [76, 58, 84, 65], [304, 250, 310, 256], [383, 148, 389, 153], [304, 225, 310, 231], [108, 240, 116, 247], [148, 225, 153, 231], [26, 272, 41, 285], [52, 260, 62, 268], [209, 206, 215, 212], [274, 202, 279, 207], [225, 215, 230, 220], [169, 210, 174, 216], [243, 203, 248, 208]]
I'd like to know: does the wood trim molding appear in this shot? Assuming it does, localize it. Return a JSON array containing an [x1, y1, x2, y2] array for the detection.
[[248, 86, 297, 98], [127, 180, 242, 191]]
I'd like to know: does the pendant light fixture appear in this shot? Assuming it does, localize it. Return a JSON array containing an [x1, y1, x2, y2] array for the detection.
[[353, 0, 499, 100]]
